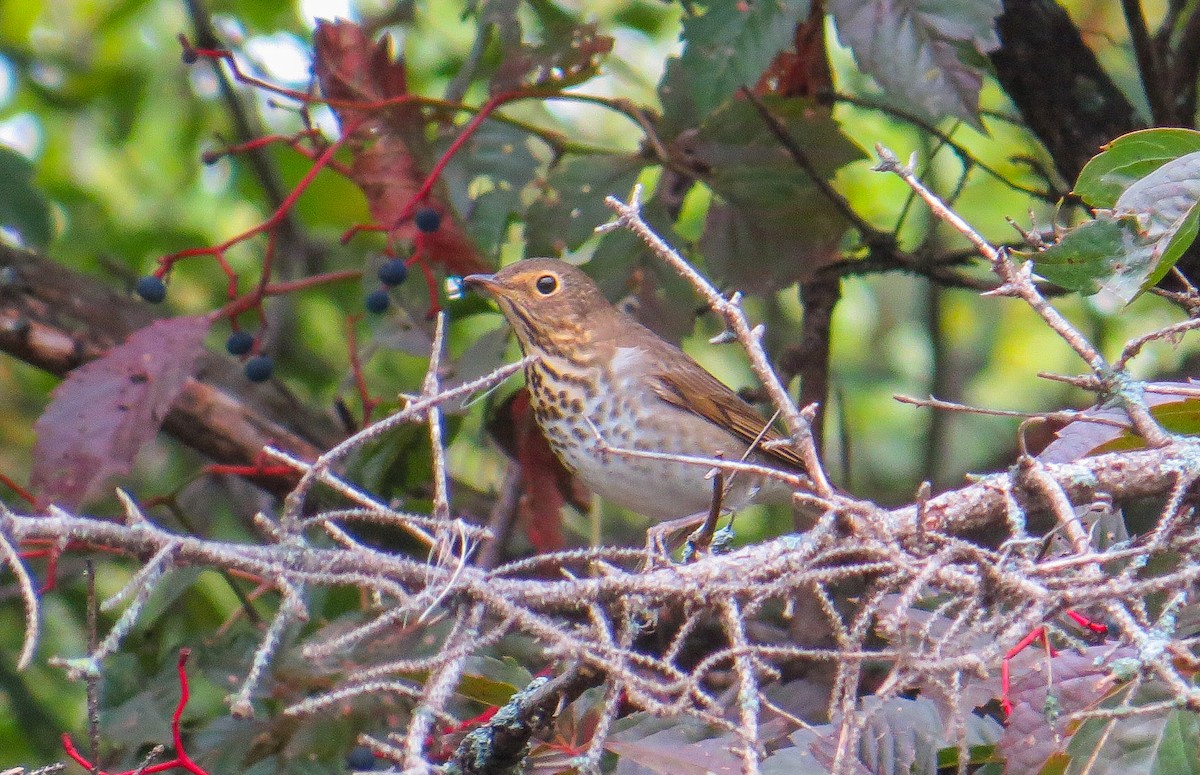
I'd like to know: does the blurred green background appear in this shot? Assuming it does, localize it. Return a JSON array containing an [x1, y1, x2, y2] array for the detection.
[[0, 0, 1195, 768]]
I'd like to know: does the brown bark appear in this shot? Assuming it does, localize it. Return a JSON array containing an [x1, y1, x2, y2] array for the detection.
[[0, 244, 341, 498]]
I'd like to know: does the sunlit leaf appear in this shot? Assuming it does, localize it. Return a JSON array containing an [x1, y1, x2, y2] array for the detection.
[[830, 0, 1002, 126], [668, 0, 812, 120], [1075, 128, 1200, 209]]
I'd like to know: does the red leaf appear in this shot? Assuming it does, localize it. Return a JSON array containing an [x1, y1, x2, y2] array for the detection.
[[754, 3, 832, 98], [312, 19, 410, 125], [312, 20, 488, 276], [30, 315, 212, 509], [1038, 382, 1200, 462]]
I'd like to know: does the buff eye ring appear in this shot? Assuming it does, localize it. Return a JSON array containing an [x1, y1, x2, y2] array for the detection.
[[535, 274, 559, 295]]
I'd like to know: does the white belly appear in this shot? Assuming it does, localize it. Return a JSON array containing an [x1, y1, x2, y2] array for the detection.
[[545, 366, 761, 520]]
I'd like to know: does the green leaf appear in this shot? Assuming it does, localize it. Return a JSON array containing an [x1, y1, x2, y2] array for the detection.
[[690, 99, 866, 291], [1064, 682, 1200, 775], [830, 0, 1002, 127], [1020, 216, 1137, 296], [455, 656, 530, 707], [440, 121, 540, 256], [670, 0, 812, 121], [524, 154, 646, 256], [1075, 128, 1200, 209], [938, 743, 1003, 768], [657, 58, 706, 139], [1025, 141, 1200, 304], [0, 146, 53, 248], [1112, 149, 1200, 298]]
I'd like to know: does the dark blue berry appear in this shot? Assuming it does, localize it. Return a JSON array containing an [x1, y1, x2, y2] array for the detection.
[[226, 330, 254, 356], [135, 275, 167, 304], [414, 207, 441, 233], [244, 355, 274, 383], [346, 745, 377, 771], [365, 289, 390, 314], [377, 258, 409, 286]]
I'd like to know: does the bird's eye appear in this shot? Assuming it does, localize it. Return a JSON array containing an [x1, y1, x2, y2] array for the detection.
[[535, 274, 558, 295]]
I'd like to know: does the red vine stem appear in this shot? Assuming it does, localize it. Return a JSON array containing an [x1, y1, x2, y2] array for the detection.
[[63, 649, 209, 775]]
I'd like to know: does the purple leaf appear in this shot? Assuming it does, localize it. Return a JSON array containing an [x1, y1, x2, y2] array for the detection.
[[999, 645, 1135, 773], [608, 727, 743, 775], [1039, 382, 1200, 463], [31, 315, 212, 509], [830, 0, 1001, 126]]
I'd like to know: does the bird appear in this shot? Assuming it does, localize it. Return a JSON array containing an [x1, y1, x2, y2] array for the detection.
[[463, 258, 805, 524]]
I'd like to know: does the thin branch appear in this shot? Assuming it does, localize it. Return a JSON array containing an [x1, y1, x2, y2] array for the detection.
[[1122, 0, 1173, 124], [599, 186, 834, 497], [874, 146, 1172, 448], [0, 508, 39, 670]]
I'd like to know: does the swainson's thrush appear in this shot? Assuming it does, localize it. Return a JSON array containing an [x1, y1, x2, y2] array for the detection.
[[464, 259, 804, 522]]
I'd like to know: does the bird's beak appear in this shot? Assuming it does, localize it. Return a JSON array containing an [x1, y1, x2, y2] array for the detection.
[[462, 273, 504, 297]]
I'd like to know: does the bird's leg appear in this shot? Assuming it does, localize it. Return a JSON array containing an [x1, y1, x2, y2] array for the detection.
[[645, 469, 730, 563], [682, 470, 725, 561], [645, 512, 708, 561]]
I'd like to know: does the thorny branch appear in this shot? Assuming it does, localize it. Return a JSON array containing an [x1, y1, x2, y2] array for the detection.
[[4, 188, 1200, 773]]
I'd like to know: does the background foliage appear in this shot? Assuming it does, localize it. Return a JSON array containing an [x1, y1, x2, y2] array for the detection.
[[1, 0, 1199, 773]]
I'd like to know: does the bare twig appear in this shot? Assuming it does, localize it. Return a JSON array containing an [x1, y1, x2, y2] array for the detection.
[[599, 186, 834, 497], [874, 146, 1172, 448], [0, 506, 39, 670]]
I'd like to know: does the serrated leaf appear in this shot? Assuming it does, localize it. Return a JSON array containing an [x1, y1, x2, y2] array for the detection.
[[999, 646, 1136, 774], [671, 0, 812, 119], [524, 154, 646, 256], [587, 204, 699, 343], [1111, 149, 1200, 298], [491, 22, 612, 93], [607, 725, 742, 775], [780, 696, 1001, 775], [691, 98, 863, 291], [0, 145, 53, 248], [1064, 682, 1200, 775], [1075, 128, 1200, 209], [1020, 215, 1138, 296], [30, 315, 211, 510], [830, 0, 1002, 126], [694, 98, 864, 181], [701, 199, 847, 292], [439, 121, 539, 256], [761, 744, 836, 775]]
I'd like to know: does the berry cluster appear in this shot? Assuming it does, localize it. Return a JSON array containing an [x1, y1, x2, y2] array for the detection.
[[362, 206, 440, 313]]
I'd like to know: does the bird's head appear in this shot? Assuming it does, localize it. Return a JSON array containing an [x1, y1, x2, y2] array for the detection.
[[464, 259, 614, 356]]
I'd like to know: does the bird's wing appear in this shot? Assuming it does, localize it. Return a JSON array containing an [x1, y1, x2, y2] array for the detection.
[[648, 360, 807, 472]]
